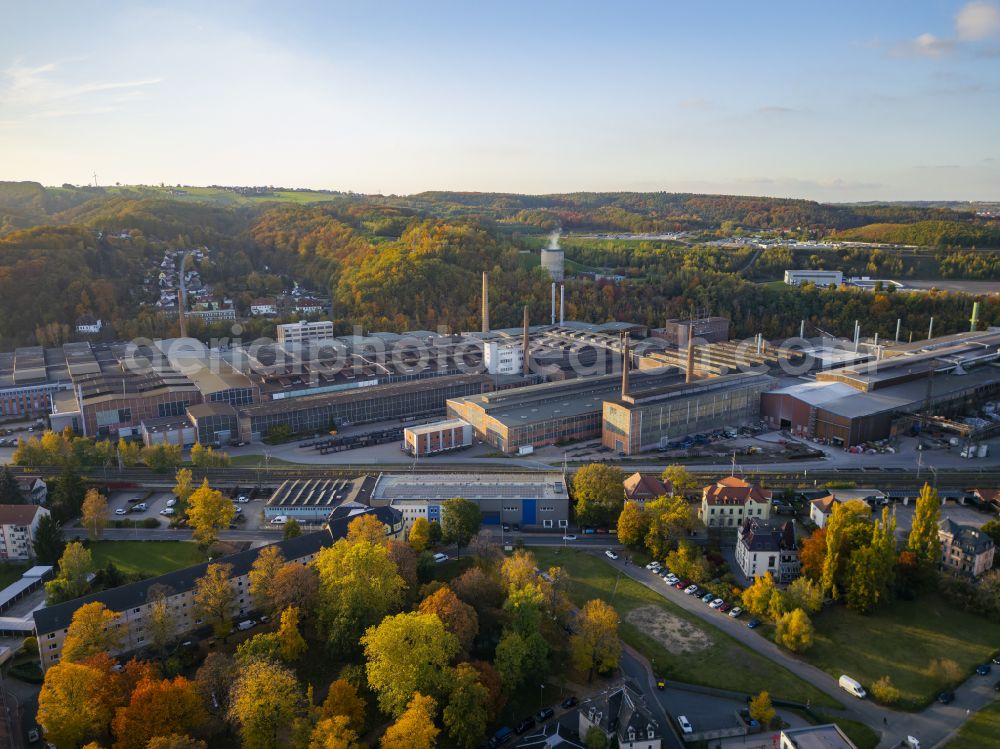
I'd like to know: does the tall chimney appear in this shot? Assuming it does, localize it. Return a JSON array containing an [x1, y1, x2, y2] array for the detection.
[[177, 289, 188, 339], [895, 318, 901, 343], [481, 272, 490, 333], [621, 334, 630, 397], [970, 301, 980, 332], [560, 284, 565, 325], [799, 320, 805, 339], [551, 283, 556, 326], [685, 331, 696, 383], [522, 305, 530, 377], [928, 316, 934, 341]]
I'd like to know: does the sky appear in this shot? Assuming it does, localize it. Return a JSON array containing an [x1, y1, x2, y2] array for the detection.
[[1, 1, 999, 202]]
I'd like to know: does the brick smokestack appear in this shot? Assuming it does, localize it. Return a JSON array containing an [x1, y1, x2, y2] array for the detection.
[[522, 305, 530, 377], [685, 330, 696, 383], [481, 272, 489, 333], [621, 333, 630, 398]]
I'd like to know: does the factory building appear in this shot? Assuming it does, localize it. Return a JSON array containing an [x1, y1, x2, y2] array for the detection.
[[602, 372, 774, 455], [276, 320, 336, 346], [761, 330, 1000, 446], [403, 419, 473, 456], [139, 415, 197, 447], [186, 403, 240, 446], [448, 370, 681, 454], [242, 373, 494, 442], [650, 317, 731, 346], [371, 472, 570, 530], [783, 269, 843, 287], [0, 343, 93, 418]]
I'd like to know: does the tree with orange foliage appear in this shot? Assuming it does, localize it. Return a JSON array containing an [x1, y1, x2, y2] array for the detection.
[[111, 675, 207, 749], [418, 586, 478, 657], [798, 527, 826, 582], [38, 660, 114, 748]]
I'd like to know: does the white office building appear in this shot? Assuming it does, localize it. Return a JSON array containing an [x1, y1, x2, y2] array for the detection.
[[783, 270, 843, 288]]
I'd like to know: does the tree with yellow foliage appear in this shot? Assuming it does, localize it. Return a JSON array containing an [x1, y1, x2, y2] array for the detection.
[[748, 691, 775, 726], [227, 658, 304, 749], [278, 606, 308, 662], [320, 678, 366, 734], [347, 513, 387, 545], [774, 608, 814, 652], [185, 479, 235, 548], [62, 601, 124, 662], [172, 468, 194, 514], [38, 660, 114, 748], [248, 545, 285, 615], [193, 563, 235, 638], [81, 488, 108, 540], [409, 516, 431, 553], [570, 599, 621, 682], [310, 715, 361, 749], [146, 736, 207, 749], [380, 693, 439, 749]]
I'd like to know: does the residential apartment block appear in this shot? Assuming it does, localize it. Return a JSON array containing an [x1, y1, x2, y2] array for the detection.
[[736, 518, 799, 584], [699, 476, 771, 528], [0, 504, 49, 561]]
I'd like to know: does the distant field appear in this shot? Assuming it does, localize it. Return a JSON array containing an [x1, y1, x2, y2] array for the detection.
[[532, 548, 839, 707], [806, 593, 998, 709], [87, 541, 203, 577], [942, 700, 1000, 749], [109, 185, 343, 206]]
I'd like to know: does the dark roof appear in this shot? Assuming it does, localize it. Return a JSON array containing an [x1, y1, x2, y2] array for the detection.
[[938, 518, 995, 556], [32, 530, 334, 635], [579, 681, 659, 744], [740, 518, 795, 552], [0, 504, 45, 526]]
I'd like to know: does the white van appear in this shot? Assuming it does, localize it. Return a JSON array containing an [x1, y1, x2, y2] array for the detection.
[[433, 552, 449, 564], [236, 619, 256, 631], [270, 515, 288, 525], [838, 675, 866, 698]]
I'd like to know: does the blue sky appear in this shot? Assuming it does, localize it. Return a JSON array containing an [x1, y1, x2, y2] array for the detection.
[[1, 1, 999, 201]]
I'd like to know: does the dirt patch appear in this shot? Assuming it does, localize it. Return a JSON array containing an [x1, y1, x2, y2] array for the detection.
[[625, 605, 712, 654]]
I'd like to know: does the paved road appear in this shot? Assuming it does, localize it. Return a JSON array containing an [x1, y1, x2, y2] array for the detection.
[[600, 552, 998, 749]]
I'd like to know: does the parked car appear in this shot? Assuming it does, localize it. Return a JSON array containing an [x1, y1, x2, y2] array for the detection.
[[166, 498, 177, 507], [701, 593, 715, 604], [237, 495, 250, 503], [937, 691, 955, 704], [605, 550, 618, 560], [562, 534, 577, 541], [132, 502, 147, 512], [992, 653, 1000, 665], [489, 726, 514, 747], [515, 717, 535, 734], [560, 696, 578, 709], [645, 561, 661, 571], [433, 552, 449, 563], [676, 716, 693, 734], [747, 618, 762, 629], [673, 580, 688, 589], [729, 606, 743, 618], [665, 574, 679, 584], [976, 664, 992, 676], [160, 508, 175, 516], [718, 602, 732, 613], [536, 707, 554, 722], [236, 619, 257, 632], [115, 508, 127, 515], [709, 598, 724, 609], [27, 727, 40, 743], [683, 584, 698, 595]]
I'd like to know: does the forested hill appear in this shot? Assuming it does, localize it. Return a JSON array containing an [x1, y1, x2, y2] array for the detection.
[[0, 182, 997, 349]]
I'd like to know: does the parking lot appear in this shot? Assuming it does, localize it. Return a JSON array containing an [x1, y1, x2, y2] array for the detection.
[[104, 489, 268, 531]]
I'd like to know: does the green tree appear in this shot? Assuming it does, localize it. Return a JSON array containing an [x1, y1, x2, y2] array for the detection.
[[185, 479, 235, 549], [572, 463, 625, 526], [907, 483, 941, 569], [584, 726, 609, 749], [409, 516, 431, 552], [428, 520, 443, 545], [821, 500, 872, 599], [0, 466, 25, 503], [666, 541, 710, 584], [616, 501, 646, 547], [46, 541, 94, 603], [33, 513, 66, 565], [785, 576, 823, 614], [441, 497, 481, 559], [193, 563, 236, 638], [283, 517, 302, 539], [774, 608, 814, 652], [50, 464, 86, 523], [362, 611, 458, 717], [443, 663, 490, 749], [570, 599, 621, 682], [661, 464, 699, 495]]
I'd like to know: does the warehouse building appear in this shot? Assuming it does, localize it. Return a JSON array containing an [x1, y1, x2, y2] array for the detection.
[[265, 476, 378, 522], [186, 402, 240, 446], [276, 320, 335, 346], [761, 330, 1000, 446], [649, 317, 730, 346], [370, 472, 570, 530], [242, 372, 493, 442], [602, 372, 774, 455], [783, 269, 843, 287], [403, 419, 473, 456], [448, 370, 681, 454], [139, 415, 197, 447]]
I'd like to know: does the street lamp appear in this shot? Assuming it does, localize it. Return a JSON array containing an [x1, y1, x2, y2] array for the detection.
[[539, 683, 545, 710]]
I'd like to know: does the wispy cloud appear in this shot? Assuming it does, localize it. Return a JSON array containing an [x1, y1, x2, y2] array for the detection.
[[0, 60, 161, 119], [889, 1, 1000, 58], [893, 32, 955, 58]]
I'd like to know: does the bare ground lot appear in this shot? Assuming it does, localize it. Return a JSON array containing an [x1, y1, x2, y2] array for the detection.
[[626, 605, 711, 654]]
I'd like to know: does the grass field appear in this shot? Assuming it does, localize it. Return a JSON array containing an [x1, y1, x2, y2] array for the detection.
[[532, 549, 840, 708], [942, 700, 1000, 749], [806, 593, 998, 709], [87, 541, 204, 577]]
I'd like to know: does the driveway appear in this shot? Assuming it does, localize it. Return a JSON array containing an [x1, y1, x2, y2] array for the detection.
[[598, 552, 999, 749]]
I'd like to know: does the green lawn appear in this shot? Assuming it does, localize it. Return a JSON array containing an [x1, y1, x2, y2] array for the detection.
[[942, 700, 1000, 749], [87, 541, 204, 577], [806, 593, 998, 710], [0, 563, 29, 590], [532, 549, 840, 708]]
